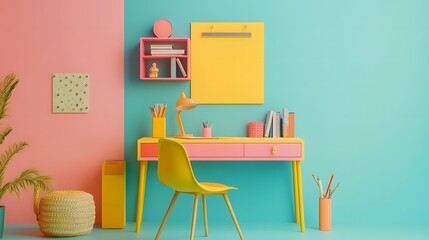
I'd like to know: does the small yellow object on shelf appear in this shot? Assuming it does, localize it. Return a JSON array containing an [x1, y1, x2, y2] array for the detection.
[[149, 62, 159, 78]]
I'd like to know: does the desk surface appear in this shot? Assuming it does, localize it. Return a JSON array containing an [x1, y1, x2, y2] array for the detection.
[[138, 137, 304, 144]]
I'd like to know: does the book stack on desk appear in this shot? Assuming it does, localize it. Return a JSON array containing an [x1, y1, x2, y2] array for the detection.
[[264, 108, 294, 138]]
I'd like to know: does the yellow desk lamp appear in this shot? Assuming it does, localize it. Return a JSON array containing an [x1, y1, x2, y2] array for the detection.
[[174, 92, 197, 138]]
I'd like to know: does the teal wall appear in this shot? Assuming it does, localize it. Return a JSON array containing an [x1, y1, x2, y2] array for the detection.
[[125, 0, 429, 227]]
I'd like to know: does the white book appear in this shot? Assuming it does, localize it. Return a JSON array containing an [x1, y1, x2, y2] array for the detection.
[[150, 44, 173, 49], [272, 112, 281, 138], [272, 112, 277, 138], [264, 110, 275, 137], [170, 57, 176, 78], [151, 49, 185, 55]]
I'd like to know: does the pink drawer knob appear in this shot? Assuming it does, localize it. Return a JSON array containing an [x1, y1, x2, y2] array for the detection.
[[271, 146, 277, 155]]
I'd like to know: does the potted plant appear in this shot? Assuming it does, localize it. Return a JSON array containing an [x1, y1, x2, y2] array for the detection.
[[0, 73, 52, 237]]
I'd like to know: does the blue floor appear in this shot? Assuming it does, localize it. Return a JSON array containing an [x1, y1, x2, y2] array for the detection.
[[4, 222, 429, 240]]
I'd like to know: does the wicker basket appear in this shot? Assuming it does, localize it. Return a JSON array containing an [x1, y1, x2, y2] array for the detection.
[[34, 190, 95, 237]]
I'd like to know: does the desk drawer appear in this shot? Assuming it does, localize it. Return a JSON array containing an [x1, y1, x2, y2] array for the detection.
[[244, 143, 302, 159], [184, 144, 244, 158], [140, 143, 158, 157]]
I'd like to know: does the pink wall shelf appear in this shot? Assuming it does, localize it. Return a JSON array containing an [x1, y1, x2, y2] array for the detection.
[[140, 37, 190, 80]]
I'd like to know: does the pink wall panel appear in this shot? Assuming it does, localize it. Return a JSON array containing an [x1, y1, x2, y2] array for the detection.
[[0, 0, 124, 223]]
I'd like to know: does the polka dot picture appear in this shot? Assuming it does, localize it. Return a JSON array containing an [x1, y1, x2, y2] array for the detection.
[[52, 73, 89, 113]]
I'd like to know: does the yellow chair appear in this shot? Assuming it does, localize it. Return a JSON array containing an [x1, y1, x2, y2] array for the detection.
[[156, 138, 244, 240]]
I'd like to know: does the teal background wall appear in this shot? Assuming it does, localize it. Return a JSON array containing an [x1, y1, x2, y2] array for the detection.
[[125, 0, 429, 228]]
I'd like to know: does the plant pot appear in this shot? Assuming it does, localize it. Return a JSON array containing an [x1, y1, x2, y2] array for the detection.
[[0, 205, 5, 238]]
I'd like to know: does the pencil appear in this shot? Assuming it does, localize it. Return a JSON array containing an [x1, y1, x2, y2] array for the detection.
[[318, 179, 324, 199], [160, 105, 166, 117], [312, 175, 319, 185], [149, 107, 155, 118], [312, 175, 323, 198], [163, 104, 167, 117], [328, 182, 341, 199], [324, 173, 334, 198]]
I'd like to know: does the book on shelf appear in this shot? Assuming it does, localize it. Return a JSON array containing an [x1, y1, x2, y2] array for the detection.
[[150, 44, 173, 50], [170, 57, 177, 78], [151, 49, 185, 55], [176, 58, 187, 77], [264, 110, 275, 137], [272, 112, 277, 138], [288, 112, 295, 137], [272, 112, 281, 138], [282, 108, 289, 137], [264, 108, 293, 138]]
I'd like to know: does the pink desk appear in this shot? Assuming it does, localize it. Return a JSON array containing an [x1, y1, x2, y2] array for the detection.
[[136, 137, 305, 232]]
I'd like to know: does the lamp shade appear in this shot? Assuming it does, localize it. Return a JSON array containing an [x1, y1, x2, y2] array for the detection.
[[176, 92, 197, 111], [174, 92, 197, 138]]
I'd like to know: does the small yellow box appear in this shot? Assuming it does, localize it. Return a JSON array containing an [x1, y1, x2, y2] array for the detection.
[[152, 117, 166, 138]]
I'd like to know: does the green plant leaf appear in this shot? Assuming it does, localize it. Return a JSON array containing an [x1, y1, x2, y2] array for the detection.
[[0, 127, 12, 144], [0, 168, 52, 200], [0, 73, 53, 202], [0, 73, 19, 120], [0, 141, 29, 187]]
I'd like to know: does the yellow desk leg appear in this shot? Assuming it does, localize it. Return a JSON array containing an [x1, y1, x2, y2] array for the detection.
[[136, 161, 148, 232], [296, 161, 305, 232], [292, 161, 299, 224]]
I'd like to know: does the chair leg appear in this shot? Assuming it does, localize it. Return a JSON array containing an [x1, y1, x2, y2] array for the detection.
[[155, 192, 180, 240], [190, 194, 199, 240], [223, 193, 244, 240], [202, 195, 208, 236]]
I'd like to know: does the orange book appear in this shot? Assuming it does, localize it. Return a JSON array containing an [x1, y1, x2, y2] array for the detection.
[[288, 112, 295, 137]]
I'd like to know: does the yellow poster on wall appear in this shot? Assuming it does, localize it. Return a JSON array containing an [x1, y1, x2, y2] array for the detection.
[[191, 22, 264, 104]]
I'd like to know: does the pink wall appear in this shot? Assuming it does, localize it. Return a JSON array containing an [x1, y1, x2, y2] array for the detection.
[[0, 0, 124, 223]]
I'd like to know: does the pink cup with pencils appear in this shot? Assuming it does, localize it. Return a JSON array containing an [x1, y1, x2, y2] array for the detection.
[[202, 120, 213, 137]]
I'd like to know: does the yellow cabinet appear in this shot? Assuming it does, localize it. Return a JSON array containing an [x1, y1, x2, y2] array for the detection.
[[102, 161, 126, 228]]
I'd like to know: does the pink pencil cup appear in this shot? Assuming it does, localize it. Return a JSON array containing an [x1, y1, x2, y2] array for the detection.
[[247, 121, 264, 137], [319, 198, 332, 231], [202, 127, 212, 137]]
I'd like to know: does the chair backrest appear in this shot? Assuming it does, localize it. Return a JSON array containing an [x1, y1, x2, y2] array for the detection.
[[158, 138, 202, 193]]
